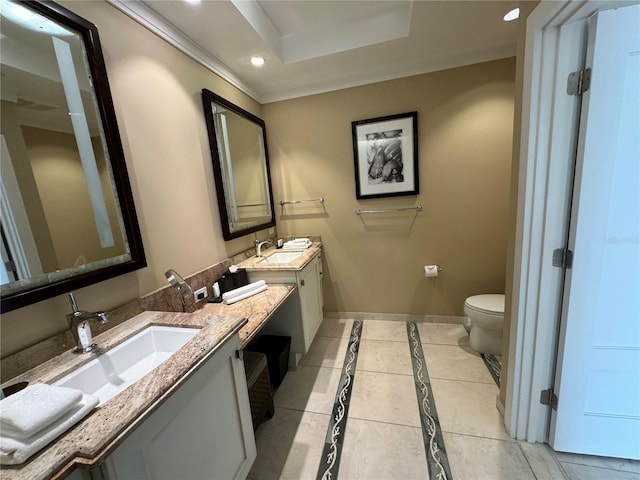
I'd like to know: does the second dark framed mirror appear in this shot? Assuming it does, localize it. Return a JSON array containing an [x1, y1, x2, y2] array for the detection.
[[201, 89, 275, 241]]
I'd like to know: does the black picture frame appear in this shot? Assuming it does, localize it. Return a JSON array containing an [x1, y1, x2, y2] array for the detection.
[[352, 111, 419, 199]]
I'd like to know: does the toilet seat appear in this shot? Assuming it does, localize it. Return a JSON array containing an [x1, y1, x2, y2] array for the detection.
[[464, 294, 504, 317]]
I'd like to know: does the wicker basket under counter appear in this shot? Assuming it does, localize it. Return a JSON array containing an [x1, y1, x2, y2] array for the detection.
[[243, 351, 274, 430]]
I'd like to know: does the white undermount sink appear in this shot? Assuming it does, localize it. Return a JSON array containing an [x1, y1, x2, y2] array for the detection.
[[53, 325, 200, 405], [259, 251, 303, 264]]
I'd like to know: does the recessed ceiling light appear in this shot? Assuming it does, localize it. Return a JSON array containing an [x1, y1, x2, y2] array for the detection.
[[184, 0, 201, 4], [503, 8, 520, 22], [250, 57, 265, 67]]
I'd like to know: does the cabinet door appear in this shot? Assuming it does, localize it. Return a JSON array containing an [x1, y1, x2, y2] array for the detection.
[[299, 256, 323, 350], [103, 335, 256, 480], [317, 253, 324, 309]]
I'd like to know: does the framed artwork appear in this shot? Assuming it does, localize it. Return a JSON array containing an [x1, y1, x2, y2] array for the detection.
[[352, 111, 418, 199]]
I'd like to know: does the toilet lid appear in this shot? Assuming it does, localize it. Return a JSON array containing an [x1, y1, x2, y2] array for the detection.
[[465, 294, 505, 315]]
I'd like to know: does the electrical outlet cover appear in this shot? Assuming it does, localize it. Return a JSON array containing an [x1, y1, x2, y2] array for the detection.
[[194, 286, 207, 301]]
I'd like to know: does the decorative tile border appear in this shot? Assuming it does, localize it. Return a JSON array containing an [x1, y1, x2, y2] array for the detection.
[[407, 322, 453, 480], [481, 353, 501, 387], [316, 319, 363, 480]]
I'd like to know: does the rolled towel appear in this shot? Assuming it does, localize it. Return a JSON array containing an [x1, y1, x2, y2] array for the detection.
[[223, 284, 268, 305], [0, 384, 82, 439], [222, 280, 266, 302], [0, 393, 98, 465]]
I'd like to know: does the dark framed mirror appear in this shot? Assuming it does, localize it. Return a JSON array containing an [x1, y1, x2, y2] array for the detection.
[[201, 89, 275, 241], [0, 0, 146, 312]]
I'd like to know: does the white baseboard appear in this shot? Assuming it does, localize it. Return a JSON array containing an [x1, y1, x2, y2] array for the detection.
[[323, 311, 466, 325]]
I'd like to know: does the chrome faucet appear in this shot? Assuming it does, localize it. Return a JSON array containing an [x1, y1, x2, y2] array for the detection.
[[66, 292, 108, 353], [255, 238, 272, 257]]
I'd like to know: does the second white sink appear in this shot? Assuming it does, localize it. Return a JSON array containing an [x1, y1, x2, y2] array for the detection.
[[260, 251, 303, 264], [53, 325, 200, 405]]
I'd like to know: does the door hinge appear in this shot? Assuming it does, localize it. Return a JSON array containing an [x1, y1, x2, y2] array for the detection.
[[567, 68, 591, 95], [553, 248, 573, 269], [540, 388, 559, 410], [236, 349, 243, 360]]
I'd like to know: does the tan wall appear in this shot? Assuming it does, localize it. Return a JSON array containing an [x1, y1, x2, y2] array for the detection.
[[1, 101, 58, 272], [1, 1, 517, 358], [264, 57, 516, 315], [227, 115, 269, 217], [21, 127, 125, 269], [0, 0, 263, 356]]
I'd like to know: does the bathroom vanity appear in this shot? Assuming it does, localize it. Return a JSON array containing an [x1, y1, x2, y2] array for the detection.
[[95, 334, 255, 480], [0, 311, 256, 480], [0, 246, 322, 480], [238, 243, 324, 366]]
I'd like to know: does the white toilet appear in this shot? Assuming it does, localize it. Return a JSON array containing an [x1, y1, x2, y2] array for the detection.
[[464, 294, 505, 355]]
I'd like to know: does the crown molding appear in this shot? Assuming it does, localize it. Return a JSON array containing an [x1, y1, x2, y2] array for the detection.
[[106, 0, 262, 102], [106, 1, 516, 106], [260, 43, 516, 104]]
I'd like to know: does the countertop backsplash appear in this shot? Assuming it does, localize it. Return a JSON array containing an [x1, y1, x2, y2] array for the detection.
[[1, 258, 232, 382]]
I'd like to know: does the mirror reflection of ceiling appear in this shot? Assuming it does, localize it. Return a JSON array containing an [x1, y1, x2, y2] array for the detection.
[[113, 0, 519, 102], [0, 0, 128, 292], [0, 13, 99, 135]]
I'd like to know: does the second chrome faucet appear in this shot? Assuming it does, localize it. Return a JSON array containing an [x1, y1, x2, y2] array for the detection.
[[255, 238, 272, 258]]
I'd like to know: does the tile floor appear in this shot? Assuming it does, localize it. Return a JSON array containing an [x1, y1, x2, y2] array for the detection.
[[248, 318, 640, 480]]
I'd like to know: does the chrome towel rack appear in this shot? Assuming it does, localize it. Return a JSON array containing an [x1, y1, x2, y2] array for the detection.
[[355, 205, 423, 215], [279, 197, 325, 206]]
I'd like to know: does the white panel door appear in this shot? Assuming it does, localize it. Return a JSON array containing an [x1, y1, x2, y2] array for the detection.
[[550, 4, 640, 459]]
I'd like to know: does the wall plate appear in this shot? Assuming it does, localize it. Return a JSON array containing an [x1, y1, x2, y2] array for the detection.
[[194, 286, 208, 301]]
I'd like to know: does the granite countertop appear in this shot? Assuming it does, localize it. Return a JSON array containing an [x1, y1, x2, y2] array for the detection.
[[1, 280, 299, 479], [237, 242, 322, 271], [200, 284, 297, 348]]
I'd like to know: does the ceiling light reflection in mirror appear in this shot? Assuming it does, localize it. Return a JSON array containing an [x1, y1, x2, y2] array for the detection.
[[0, 0, 72, 35]]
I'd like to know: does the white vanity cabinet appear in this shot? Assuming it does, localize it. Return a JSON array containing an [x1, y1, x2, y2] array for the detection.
[[298, 253, 324, 349], [248, 253, 323, 361], [99, 334, 256, 480]]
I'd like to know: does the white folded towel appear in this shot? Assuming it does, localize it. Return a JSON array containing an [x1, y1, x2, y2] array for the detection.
[[222, 280, 266, 302], [0, 384, 82, 439], [290, 238, 311, 244], [0, 393, 98, 465], [223, 284, 268, 305], [283, 238, 312, 249]]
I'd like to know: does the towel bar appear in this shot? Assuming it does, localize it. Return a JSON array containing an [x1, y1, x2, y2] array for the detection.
[[355, 205, 423, 215], [237, 202, 269, 208], [279, 197, 324, 206]]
